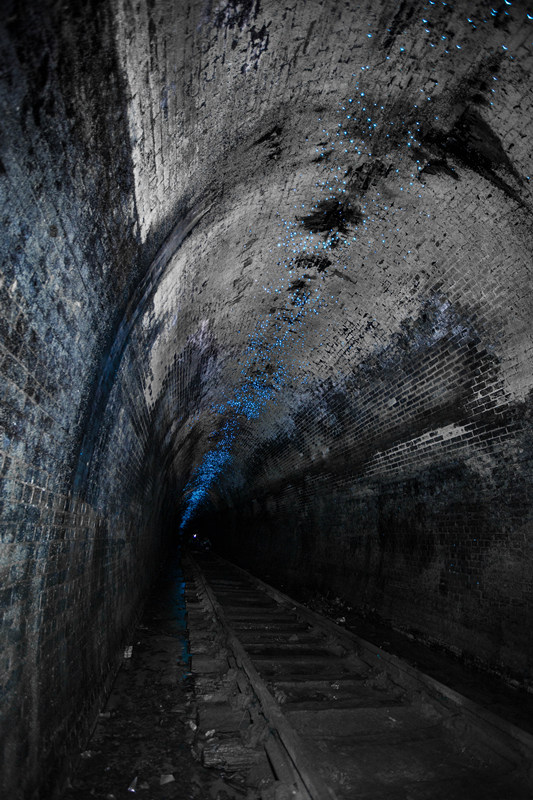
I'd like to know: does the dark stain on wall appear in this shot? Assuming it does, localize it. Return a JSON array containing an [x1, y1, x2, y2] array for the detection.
[[213, 0, 261, 30], [423, 107, 525, 206], [346, 159, 391, 193], [299, 198, 363, 246], [380, 0, 416, 51], [253, 124, 283, 159], [295, 252, 331, 273], [249, 23, 270, 67]]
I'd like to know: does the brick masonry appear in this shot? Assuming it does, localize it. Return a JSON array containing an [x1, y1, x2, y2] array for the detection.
[[1, 0, 532, 796]]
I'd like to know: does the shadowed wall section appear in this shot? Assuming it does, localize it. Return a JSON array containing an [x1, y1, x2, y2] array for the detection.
[[0, 1, 163, 795], [0, 0, 532, 797]]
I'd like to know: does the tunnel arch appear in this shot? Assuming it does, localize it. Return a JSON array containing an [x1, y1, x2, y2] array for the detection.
[[1, 0, 532, 796]]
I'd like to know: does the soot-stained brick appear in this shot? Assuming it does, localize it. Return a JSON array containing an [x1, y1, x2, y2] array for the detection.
[[299, 198, 363, 244], [213, 0, 261, 30], [379, 0, 417, 52], [253, 123, 283, 159], [346, 159, 391, 193], [294, 253, 331, 273], [244, 23, 270, 71], [423, 107, 524, 205]]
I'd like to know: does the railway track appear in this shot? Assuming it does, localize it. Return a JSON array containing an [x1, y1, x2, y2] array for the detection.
[[183, 550, 532, 799]]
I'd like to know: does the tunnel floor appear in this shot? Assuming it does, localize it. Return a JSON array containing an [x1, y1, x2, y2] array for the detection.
[[60, 552, 234, 800], [61, 550, 533, 799], [282, 585, 533, 740]]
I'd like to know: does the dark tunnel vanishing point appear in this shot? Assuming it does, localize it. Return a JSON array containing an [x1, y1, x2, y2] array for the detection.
[[0, 0, 532, 796]]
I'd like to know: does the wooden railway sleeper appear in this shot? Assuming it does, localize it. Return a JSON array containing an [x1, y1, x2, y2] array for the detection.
[[185, 564, 305, 797], [185, 554, 338, 800], [186, 552, 533, 800]]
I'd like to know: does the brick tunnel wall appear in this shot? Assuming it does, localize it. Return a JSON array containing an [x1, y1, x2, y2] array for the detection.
[[1, 0, 533, 797], [211, 283, 533, 684], [0, 2, 171, 796], [160, 2, 532, 689]]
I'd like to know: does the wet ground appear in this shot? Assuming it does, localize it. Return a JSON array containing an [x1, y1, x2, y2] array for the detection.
[[61, 552, 230, 800]]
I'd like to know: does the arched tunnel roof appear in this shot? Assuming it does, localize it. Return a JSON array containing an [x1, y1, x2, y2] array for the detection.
[[1, 2, 533, 795], [74, 0, 533, 531]]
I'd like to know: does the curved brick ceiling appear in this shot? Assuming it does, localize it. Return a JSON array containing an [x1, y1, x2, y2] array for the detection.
[[82, 0, 533, 530], [2, 2, 533, 793]]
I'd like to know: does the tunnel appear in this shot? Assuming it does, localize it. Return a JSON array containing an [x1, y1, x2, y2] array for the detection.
[[1, 0, 532, 796]]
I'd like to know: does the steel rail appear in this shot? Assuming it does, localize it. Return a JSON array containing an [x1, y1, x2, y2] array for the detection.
[[186, 553, 338, 800], [223, 554, 533, 770]]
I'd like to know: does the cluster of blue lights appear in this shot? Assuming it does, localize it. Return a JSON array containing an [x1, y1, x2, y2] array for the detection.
[[179, 429, 235, 530], [420, 1, 533, 55], [179, 2, 532, 530]]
